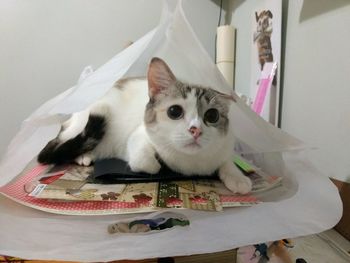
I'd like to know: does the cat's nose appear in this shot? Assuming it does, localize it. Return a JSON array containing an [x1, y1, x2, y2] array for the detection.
[[189, 126, 202, 139]]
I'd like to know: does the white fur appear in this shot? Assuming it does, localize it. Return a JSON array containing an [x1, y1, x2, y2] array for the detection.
[[63, 78, 251, 194], [59, 110, 89, 143]]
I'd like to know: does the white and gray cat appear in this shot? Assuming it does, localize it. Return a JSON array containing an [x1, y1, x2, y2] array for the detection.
[[38, 57, 252, 194]]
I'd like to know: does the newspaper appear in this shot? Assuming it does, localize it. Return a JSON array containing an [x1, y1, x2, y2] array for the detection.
[[26, 157, 282, 213]]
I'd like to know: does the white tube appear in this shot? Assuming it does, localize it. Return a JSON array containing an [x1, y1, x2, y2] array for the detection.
[[216, 25, 235, 87]]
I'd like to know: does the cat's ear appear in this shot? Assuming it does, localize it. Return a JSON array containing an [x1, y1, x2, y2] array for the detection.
[[217, 91, 236, 102], [148, 57, 176, 98], [266, 10, 273, 18], [255, 12, 259, 22]]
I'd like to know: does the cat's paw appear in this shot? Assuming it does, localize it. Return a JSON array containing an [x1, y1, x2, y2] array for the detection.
[[222, 174, 252, 194], [129, 157, 161, 174], [219, 161, 253, 194], [75, 153, 94, 166]]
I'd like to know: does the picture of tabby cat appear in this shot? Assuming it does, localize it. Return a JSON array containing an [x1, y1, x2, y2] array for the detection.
[[254, 10, 274, 71]]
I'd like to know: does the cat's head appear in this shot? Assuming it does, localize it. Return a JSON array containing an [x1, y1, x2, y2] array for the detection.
[[255, 10, 273, 33], [144, 57, 235, 155]]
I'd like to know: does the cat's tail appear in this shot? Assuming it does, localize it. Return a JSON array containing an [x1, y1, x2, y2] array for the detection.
[[37, 113, 107, 165]]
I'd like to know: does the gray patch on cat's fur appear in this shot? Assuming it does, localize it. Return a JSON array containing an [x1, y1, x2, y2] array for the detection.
[[144, 80, 231, 134], [172, 81, 230, 134], [196, 88, 230, 135], [175, 82, 192, 99], [144, 98, 157, 125]]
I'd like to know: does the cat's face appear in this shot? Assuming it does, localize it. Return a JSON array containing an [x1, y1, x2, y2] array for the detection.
[[144, 58, 234, 155], [256, 10, 273, 33]]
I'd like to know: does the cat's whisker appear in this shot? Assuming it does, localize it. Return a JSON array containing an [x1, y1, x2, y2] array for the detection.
[[172, 136, 190, 141]]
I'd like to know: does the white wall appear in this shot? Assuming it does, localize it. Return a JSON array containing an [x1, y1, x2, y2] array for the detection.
[[0, 0, 223, 158], [228, 0, 350, 182], [229, 0, 282, 125], [228, 0, 256, 96], [281, 0, 350, 182]]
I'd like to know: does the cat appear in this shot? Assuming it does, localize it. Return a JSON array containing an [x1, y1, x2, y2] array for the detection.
[[254, 10, 274, 71], [38, 57, 252, 194]]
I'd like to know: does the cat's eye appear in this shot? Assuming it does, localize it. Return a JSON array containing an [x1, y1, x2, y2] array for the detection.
[[204, 108, 219, 123], [167, 105, 184, 120]]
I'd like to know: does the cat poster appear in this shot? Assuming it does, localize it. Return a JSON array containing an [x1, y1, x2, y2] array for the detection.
[[250, 0, 282, 125]]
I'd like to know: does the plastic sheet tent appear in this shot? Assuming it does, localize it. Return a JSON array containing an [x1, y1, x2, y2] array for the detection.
[[0, 1, 342, 261]]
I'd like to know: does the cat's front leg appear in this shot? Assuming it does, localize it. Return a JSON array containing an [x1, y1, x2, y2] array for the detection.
[[219, 160, 252, 194], [126, 126, 161, 174]]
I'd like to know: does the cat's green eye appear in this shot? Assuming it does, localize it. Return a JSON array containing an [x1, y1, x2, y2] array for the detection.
[[204, 108, 219, 123], [167, 105, 184, 120]]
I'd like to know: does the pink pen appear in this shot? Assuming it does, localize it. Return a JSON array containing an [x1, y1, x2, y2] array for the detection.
[[252, 62, 277, 115]]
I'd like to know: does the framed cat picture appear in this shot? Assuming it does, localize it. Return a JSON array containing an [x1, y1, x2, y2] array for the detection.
[[249, 0, 282, 126]]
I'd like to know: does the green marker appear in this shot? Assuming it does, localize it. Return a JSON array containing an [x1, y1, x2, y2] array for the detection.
[[233, 156, 255, 173]]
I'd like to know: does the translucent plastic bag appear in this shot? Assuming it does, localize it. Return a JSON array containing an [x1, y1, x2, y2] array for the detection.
[[0, 1, 341, 261]]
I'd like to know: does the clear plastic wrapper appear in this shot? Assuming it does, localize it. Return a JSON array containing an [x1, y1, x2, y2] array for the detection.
[[0, 1, 341, 261]]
